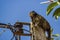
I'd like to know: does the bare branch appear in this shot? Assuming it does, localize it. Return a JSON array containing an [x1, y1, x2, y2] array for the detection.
[[15, 22, 30, 25]]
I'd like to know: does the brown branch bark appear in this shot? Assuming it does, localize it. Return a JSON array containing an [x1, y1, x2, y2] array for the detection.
[[0, 25, 9, 28], [15, 22, 30, 25]]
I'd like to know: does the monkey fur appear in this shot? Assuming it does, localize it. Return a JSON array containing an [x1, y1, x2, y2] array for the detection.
[[29, 11, 51, 40]]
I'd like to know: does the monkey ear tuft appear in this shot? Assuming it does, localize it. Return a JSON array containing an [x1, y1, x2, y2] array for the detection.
[[31, 11, 35, 12], [31, 11, 36, 14], [29, 11, 38, 17], [30, 11, 37, 15]]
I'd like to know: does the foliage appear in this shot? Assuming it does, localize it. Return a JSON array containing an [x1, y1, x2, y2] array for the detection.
[[53, 8, 60, 19], [50, 28, 60, 40], [46, 2, 58, 15], [46, 0, 60, 19], [52, 34, 60, 37]]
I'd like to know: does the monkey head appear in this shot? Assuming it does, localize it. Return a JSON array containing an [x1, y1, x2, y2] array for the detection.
[[29, 11, 38, 18]]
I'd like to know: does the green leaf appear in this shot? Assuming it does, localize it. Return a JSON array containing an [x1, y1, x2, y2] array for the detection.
[[53, 8, 60, 16], [55, 16, 58, 19], [50, 28, 53, 34], [53, 8, 60, 19], [46, 2, 58, 15], [52, 34, 60, 37]]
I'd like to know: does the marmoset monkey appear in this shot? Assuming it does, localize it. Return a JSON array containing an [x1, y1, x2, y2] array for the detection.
[[29, 11, 51, 40]]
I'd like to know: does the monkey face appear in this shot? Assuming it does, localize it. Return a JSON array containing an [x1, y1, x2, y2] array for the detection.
[[29, 12, 34, 18], [29, 11, 37, 18]]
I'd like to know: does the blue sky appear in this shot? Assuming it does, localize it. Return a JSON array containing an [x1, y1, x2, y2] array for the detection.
[[0, 0, 60, 40]]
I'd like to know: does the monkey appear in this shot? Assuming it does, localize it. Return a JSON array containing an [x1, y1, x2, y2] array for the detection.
[[29, 11, 51, 40]]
